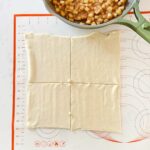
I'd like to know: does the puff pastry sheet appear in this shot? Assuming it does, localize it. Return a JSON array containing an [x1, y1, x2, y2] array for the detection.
[[25, 32, 121, 132]]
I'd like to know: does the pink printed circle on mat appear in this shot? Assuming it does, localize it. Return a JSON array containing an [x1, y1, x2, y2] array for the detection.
[[91, 94, 147, 143], [36, 129, 60, 139], [132, 35, 150, 59], [135, 109, 150, 138]]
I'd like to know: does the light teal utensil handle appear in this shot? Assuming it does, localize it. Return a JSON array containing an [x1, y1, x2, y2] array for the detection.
[[117, 1, 150, 43]]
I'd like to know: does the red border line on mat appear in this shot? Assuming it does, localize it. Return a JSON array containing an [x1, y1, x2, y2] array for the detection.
[[128, 11, 150, 14], [14, 14, 53, 17], [12, 12, 149, 150]]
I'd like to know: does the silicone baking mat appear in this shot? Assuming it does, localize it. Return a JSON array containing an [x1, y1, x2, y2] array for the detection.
[[12, 13, 150, 150]]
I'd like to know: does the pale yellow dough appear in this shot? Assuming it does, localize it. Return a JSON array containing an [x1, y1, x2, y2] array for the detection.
[[25, 34, 70, 82], [71, 84, 121, 131], [25, 32, 121, 132], [71, 32, 120, 84], [27, 83, 70, 128]]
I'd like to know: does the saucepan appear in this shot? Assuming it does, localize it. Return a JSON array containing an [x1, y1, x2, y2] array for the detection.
[[43, 0, 150, 43]]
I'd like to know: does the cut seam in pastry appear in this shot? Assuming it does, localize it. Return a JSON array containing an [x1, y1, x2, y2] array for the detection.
[[70, 37, 72, 129], [28, 82, 119, 85]]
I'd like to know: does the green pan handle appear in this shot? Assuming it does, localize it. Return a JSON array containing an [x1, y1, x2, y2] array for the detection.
[[117, 1, 150, 43]]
